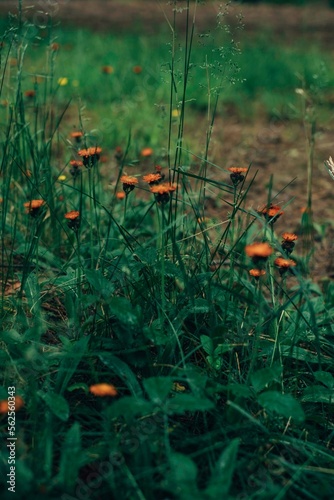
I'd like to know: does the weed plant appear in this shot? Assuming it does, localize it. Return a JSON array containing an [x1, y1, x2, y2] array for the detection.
[[0, 1, 334, 499]]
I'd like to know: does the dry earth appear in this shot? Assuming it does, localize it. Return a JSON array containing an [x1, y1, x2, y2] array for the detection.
[[1, 1, 334, 280]]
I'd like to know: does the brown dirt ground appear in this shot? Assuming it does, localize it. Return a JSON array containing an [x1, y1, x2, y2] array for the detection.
[[1, 1, 334, 281]]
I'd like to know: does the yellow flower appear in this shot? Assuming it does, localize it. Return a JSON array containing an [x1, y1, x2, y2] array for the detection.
[[172, 109, 180, 117], [58, 175, 66, 181], [58, 77, 68, 86]]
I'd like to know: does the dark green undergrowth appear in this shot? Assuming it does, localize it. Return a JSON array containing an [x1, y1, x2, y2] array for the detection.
[[0, 2, 334, 499]]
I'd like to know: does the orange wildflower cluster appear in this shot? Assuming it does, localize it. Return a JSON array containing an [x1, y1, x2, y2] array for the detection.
[[78, 147, 102, 168], [24, 199, 45, 217], [89, 383, 117, 397]]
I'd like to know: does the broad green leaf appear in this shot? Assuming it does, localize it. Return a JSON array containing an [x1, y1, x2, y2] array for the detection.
[[14, 460, 34, 491], [106, 297, 140, 326], [200, 335, 213, 355], [143, 377, 173, 403], [133, 246, 157, 265], [214, 344, 233, 355], [251, 365, 282, 393], [257, 391, 305, 422], [38, 391, 69, 421], [55, 336, 90, 395], [66, 383, 89, 393], [166, 394, 214, 414], [281, 345, 322, 364], [57, 423, 82, 490], [205, 438, 240, 498], [85, 269, 115, 298], [207, 355, 222, 370], [143, 321, 170, 345], [169, 452, 198, 498], [226, 384, 252, 398], [314, 371, 334, 389], [301, 385, 334, 404], [99, 354, 142, 397], [106, 396, 154, 419], [2, 329, 23, 344]]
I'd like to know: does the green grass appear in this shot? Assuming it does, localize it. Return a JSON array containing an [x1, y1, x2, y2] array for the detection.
[[0, 2, 334, 499], [1, 16, 334, 149]]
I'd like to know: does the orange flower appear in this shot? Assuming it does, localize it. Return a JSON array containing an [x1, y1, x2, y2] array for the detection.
[[70, 131, 84, 142], [0, 396, 24, 414], [102, 65, 114, 74], [245, 242, 273, 259], [69, 159, 83, 178], [228, 167, 248, 186], [282, 232, 298, 242], [120, 175, 138, 194], [274, 257, 296, 275], [50, 42, 60, 51], [150, 183, 177, 195], [141, 147, 153, 157], [258, 204, 283, 224], [78, 147, 102, 168], [115, 146, 123, 161], [249, 269, 266, 279], [150, 183, 177, 204], [24, 199, 45, 217], [116, 191, 126, 200], [228, 167, 248, 174], [64, 211, 80, 231], [64, 210, 80, 220], [133, 65, 142, 74], [281, 232, 298, 255], [142, 173, 161, 185], [89, 383, 117, 397], [154, 165, 165, 180], [24, 89, 36, 98]]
